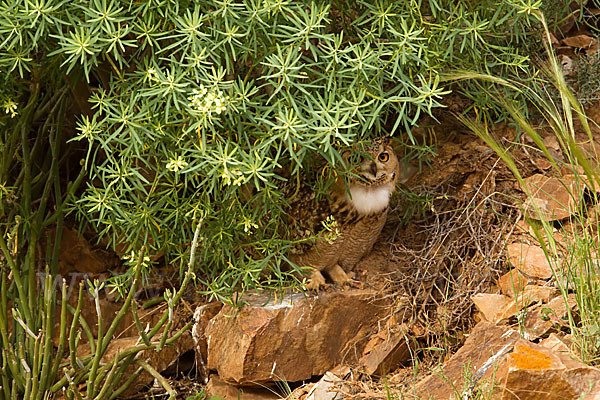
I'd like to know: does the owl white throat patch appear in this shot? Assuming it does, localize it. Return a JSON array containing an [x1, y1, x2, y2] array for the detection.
[[347, 183, 394, 215]]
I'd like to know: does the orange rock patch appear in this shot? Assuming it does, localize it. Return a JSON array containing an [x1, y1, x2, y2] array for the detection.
[[508, 345, 553, 370]]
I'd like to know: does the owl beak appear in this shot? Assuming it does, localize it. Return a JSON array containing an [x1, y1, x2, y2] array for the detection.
[[368, 161, 377, 177]]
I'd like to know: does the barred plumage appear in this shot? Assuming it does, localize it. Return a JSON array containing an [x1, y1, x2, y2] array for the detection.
[[286, 138, 400, 289]]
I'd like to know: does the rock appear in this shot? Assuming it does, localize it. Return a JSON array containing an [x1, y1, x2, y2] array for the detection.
[[519, 285, 556, 304], [413, 321, 600, 400], [206, 375, 281, 400], [473, 286, 556, 324], [523, 294, 577, 340], [56, 226, 117, 274], [306, 371, 347, 400], [500, 341, 600, 399], [414, 322, 520, 399], [290, 367, 351, 400], [498, 285, 556, 322], [472, 293, 514, 323], [507, 242, 554, 279], [540, 333, 572, 353], [358, 324, 413, 375], [498, 269, 528, 297], [522, 174, 583, 221], [192, 302, 223, 383], [205, 289, 391, 385]]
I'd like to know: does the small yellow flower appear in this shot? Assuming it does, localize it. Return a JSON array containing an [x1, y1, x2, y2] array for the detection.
[[221, 169, 233, 185], [3, 99, 18, 118], [166, 155, 188, 172], [220, 168, 243, 186], [243, 217, 258, 233], [146, 68, 158, 80], [123, 250, 151, 266], [188, 85, 229, 116]]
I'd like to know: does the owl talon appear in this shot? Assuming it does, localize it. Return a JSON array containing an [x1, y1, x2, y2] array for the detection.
[[328, 264, 351, 287], [305, 270, 327, 291], [348, 279, 363, 289]]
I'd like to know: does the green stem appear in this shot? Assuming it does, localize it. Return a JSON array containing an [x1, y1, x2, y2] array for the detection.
[[148, 220, 201, 340], [49, 278, 69, 391], [108, 366, 143, 400], [86, 284, 104, 398], [69, 283, 85, 372], [136, 359, 176, 400], [130, 300, 151, 346], [36, 273, 55, 400], [92, 356, 120, 400], [0, 235, 30, 323]]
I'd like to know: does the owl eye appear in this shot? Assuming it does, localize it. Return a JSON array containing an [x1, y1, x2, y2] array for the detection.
[[378, 152, 389, 163]]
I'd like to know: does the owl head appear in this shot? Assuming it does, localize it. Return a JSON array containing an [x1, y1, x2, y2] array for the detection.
[[344, 137, 400, 215], [350, 137, 399, 187]]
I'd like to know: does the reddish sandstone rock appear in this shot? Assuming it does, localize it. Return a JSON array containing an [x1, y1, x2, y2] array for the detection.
[[523, 294, 577, 340], [472, 293, 514, 323], [507, 242, 554, 279], [500, 340, 600, 399], [57, 226, 116, 274], [414, 322, 520, 399], [522, 174, 584, 221], [206, 375, 281, 400], [412, 322, 600, 400], [498, 269, 528, 297], [358, 324, 414, 375], [192, 302, 223, 383], [473, 286, 556, 324], [205, 290, 390, 385]]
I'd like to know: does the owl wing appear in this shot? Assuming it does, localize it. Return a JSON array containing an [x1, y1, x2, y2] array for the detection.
[[284, 182, 360, 255]]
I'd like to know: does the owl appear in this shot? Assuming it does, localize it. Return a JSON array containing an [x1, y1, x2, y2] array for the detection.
[[286, 138, 400, 289]]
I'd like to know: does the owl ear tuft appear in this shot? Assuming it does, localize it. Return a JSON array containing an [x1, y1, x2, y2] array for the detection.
[[382, 136, 392, 145]]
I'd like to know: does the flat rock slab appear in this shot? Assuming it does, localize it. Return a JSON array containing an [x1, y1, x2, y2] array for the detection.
[[523, 294, 577, 340], [498, 269, 528, 297], [358, 325, 413, 375], [412, 321, 600, 400], [507, 242, 555, 280], [414, 321, 520, 399], [501, 339, 600, 399], [205, 289, 389, 385], [206, 375, 281, 400], [473, 286, 557, 324], [472, 293, 514, 323], [522, 174, 584, 221]]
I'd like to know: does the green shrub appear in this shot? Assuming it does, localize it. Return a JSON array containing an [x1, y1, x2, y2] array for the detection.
[[0, 1, 549, 300]]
